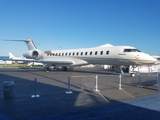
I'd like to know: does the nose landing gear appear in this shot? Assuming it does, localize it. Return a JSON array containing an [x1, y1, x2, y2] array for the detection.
[[131, 73, 136, 77], [129, 65, 137, 77]]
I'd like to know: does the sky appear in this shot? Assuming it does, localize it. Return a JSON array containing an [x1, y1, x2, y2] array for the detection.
[[0, 0, 160, 56]]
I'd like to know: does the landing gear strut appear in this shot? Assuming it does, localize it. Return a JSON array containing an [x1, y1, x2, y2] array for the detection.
[[43, 64, 52, 72], [130, 65, 137, 77], [44, 67, 51, 72], [62, 67, 67, 71]]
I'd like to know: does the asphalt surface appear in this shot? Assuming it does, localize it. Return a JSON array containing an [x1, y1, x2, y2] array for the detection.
[[0, 68, 159, 120]]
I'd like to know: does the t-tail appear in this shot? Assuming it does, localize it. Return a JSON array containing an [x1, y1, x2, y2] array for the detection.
[[24, 38, 37, 50], [3, 38, 37, 50], [3, 38, 42, 60]]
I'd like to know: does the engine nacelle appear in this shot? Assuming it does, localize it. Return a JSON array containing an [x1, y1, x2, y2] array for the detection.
[[23, 50, 43, 60]]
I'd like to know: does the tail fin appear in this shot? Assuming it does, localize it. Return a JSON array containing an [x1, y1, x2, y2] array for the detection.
[[3, 38, 37, 50], [9, 53, 15, 59], [25, 38, 37, 50]]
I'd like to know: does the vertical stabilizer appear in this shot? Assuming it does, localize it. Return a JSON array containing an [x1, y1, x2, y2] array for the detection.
[[25, 38, 37, 50], [9, 53, 15, 59]]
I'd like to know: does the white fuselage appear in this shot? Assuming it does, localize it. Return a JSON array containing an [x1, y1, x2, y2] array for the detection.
[[40, 45, 157, 67], [4, 39, 157, 71]]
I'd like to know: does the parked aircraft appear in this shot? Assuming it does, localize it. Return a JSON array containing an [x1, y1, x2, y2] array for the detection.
[[2, 38, 157, 76], [27, 62, 43, 67], [8, 53, 24, 64]]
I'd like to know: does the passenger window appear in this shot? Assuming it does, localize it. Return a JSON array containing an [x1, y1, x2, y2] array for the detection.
[[69, 53, 71, 56], [73, 52, 75, 56], [100, 51, 103, 55], [59, 53, 61, 56], [95, 51, 98, 55], [90, 52, 92, 55], [106, 51, 109, 55], [65, 53, 67, 56], [85, 52, 87, 55], [81, 52, 83, 55], [77, 52, 79, 56]]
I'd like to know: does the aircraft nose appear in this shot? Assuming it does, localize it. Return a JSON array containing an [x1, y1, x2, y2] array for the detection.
[[153, 58, 158, 62], [148, 56, 157, 63]]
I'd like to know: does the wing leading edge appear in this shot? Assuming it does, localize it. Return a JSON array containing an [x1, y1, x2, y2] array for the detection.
[[0, 57, 88, 66]]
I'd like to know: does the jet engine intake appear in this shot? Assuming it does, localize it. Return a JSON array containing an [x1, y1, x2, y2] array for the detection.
[[23, 50, 42, 60], [32, 51, 39, 59]]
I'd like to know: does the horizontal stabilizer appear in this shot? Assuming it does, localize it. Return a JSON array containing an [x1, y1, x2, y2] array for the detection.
[[3, 40, 28, 42], [2, 38, 37, 50]]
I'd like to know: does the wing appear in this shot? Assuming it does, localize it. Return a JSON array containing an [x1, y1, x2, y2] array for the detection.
[[0, 57, 88, 66]]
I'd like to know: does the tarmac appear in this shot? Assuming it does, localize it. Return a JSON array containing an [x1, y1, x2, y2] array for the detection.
[[0, 68, 159, 120]]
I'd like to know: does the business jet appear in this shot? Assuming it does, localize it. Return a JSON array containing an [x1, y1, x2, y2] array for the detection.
[[3, 38, 157, 77]]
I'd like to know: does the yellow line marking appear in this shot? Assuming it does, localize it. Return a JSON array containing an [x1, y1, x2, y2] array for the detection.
[[122, 90, 135, 98], [96, 91, 110, 103]]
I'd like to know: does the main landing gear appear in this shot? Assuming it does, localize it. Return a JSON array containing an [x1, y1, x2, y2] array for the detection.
[[44, 65, 68, 72], [62, 67, 67, 71], [44, 67, 51, 72], [43, 64, 52, 72]]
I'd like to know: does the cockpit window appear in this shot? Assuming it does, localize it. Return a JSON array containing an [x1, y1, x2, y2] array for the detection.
[[124, 49, 141, 52]]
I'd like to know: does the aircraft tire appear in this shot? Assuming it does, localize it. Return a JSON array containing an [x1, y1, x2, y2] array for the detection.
[[45, 67, 51, 72], [131, 73, 135, 77]]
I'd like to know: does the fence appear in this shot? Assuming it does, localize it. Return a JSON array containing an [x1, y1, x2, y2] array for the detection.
[[65, 73, 159, 94]]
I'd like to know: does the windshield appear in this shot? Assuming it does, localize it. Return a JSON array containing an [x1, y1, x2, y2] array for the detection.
[[123, 49, 141, 52]]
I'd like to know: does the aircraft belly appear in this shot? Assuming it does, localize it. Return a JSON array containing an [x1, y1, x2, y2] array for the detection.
[[82, 58, 137, 65], [28, 56, 154, 67]]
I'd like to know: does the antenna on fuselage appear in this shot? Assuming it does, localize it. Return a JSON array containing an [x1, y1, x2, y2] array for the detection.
[[97, 44, 113, 48]]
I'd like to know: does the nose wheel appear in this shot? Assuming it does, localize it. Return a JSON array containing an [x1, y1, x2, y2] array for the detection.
[[130, 65, 137, 77], [131, 73, 135, 77]]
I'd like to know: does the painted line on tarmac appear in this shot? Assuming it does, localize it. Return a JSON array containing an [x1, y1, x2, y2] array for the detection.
[[97, 91, 110, 103], [122, 90, 135, 98]]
